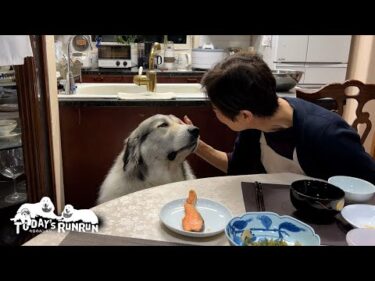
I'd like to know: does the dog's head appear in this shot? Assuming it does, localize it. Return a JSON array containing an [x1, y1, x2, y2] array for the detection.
[[122, 114, 199, 179], [39, 197, 55, 213], [62, 204, 75, 218]]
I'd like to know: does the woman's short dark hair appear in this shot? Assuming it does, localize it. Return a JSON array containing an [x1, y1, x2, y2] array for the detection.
[[201, 52, 278, 120]]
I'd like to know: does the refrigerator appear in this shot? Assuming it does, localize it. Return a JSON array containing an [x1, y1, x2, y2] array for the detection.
[[255, 35, 352, 88]]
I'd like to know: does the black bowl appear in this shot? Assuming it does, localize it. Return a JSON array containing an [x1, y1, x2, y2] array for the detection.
[[290, 180, 345, 218]]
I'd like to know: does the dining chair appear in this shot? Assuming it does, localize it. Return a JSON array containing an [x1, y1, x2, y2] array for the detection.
[[296, 79, 375, 146]]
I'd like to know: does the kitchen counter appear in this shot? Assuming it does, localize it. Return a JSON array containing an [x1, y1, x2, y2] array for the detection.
[[58, 90, 297, 107], [82, 67, 206, 76], [58, 98, 210, 107]]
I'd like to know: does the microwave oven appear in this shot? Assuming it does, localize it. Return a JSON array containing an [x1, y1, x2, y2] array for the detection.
[[98, 42, 132, 68]]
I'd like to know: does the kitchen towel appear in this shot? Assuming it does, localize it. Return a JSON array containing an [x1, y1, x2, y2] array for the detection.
[[118, 92, 176, 100], [60, 231, 192, 246], [0, 36, 33, 66], [241, 182, 354, 246]]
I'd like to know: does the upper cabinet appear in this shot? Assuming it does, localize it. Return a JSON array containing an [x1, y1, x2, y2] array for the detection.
[[306, 36, 352, 63], [271, 35, 352, 64], [273, 36, 309, 63]]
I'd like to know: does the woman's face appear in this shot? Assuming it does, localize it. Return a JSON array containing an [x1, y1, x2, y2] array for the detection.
[[212, 106, 249, 132]]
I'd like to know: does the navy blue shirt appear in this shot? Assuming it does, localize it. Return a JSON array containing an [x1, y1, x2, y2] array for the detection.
[[227, 97, 375, 184]]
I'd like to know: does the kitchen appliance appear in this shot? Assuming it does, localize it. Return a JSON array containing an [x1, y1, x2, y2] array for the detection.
[[176, 53, 190, 71], [256, 35, 352, 89], [137, 42, 162, 69], [191, 43, 228, 70], [163, 41, 175, 70], [69, 35, 94, 68], [98, 42, 132, 68]]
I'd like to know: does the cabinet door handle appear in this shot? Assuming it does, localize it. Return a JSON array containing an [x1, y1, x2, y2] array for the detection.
[[94, 76, 104, 81], [187, 78, 198, 83]]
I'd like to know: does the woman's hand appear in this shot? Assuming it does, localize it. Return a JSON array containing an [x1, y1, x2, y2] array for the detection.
[[183, 116, 228, 173], [183, 115, 203, 154], [183, 115, 194, 126]]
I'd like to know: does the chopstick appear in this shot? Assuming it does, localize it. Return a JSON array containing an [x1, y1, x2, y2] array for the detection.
[[255, 181, 266, 211], [255, 182, 261, 211], [258, 182, 266, 211]]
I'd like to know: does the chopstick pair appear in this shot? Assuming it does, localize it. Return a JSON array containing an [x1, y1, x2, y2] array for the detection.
[[255, 181, 266, 211]]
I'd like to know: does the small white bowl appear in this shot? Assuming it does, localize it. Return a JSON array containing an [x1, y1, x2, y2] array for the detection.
[[328, 176, 375, 203], [346, 228, 375, 246], [341, 204, 375, 229], [0, 119, 17, 136]]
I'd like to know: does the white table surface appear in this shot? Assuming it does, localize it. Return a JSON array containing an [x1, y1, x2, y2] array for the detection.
[[24, 172, 313, 246]]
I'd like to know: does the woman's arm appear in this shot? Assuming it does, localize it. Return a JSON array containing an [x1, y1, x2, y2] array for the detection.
[[194, 140, 228, 173]]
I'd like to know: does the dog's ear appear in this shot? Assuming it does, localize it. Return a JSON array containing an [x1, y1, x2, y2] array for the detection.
[[21, 208, 30, 216], [123, 137, 135, 171], [123, 137, 148, 181]]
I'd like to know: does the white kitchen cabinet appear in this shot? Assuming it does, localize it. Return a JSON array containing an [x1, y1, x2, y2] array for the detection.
[[272, 36, 308, 63], [303, 65, 347, 84], [260, 35, 352, 87], [306, 36, 352, 63]]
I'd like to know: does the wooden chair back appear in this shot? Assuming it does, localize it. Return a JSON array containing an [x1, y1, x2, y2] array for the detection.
[[296, 80, 375, 145]]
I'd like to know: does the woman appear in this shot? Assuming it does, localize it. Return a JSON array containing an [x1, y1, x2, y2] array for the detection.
[[185, 52, 375, 184]]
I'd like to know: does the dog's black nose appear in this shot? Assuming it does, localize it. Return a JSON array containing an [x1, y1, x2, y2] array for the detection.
[[188, 127, 200, 138]]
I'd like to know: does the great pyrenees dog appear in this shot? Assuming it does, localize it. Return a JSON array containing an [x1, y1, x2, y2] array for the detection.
[[97, 114, 199, 204], [11, 196, 58, 223], [60, 204, 99, 224]]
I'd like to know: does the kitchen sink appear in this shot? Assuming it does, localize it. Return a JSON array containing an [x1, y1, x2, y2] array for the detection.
[[58, 83, 207, 100]]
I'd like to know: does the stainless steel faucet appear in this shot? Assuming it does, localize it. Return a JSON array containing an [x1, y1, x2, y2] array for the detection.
[[65, 35, 92, 94]]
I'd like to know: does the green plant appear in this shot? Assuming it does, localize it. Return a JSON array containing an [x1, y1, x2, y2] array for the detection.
[[115, 35, 138, 45]]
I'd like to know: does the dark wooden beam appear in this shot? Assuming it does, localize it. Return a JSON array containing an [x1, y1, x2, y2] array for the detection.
[[13, 35, 55, 205]]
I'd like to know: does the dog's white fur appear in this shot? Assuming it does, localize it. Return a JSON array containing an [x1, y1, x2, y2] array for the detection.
[[60, 204, 99, 224], [97, 114, 199, 204], [10, 196, 58, 223]]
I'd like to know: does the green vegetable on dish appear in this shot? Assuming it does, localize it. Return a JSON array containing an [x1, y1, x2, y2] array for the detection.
[[241, 229, 301, 246]]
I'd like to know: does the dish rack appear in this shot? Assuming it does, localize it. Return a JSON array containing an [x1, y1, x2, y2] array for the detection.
[[0, 70, 16, 86]]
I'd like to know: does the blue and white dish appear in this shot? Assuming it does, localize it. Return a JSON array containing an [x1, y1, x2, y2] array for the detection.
[[159, 198, 232, 238], [225, 212, 321, 246]]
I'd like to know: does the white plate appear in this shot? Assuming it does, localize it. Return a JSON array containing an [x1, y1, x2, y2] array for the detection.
[[341, 204, 375, 229], [159, 198, 232, 237]]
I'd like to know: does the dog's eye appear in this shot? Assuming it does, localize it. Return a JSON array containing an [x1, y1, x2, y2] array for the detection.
[[158, 123, 169, 128]]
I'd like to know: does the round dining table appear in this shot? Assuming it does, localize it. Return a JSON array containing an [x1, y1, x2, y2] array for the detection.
[[24, 173, 315, 246]]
